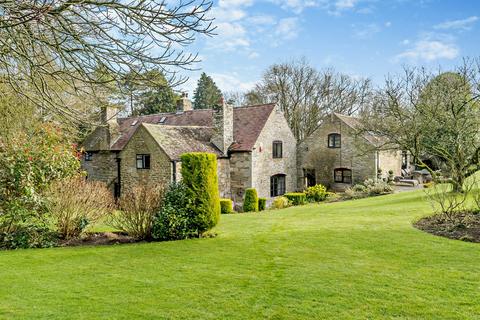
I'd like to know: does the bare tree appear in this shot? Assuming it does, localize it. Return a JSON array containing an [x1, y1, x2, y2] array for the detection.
[[245, 58, 372, 140], [0, 0, 214, 123], [361, 59, 480, 192]]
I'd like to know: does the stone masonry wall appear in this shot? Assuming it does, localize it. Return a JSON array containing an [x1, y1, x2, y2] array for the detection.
[[229, 152, 252, 203], [119, 126, 172, 194], [251, 106, 297, 198], [378, 150, 402, 179], [81, 151, 118, 193], [298, 115, 375, 190]]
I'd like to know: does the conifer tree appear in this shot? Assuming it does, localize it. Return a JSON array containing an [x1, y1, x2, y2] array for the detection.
[[192, 73, 222, 109]]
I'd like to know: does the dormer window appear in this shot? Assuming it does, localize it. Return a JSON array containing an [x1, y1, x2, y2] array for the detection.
[[84, 152, 93, 161], [328, 133, 341, 148], [273, 141, 283, 158]]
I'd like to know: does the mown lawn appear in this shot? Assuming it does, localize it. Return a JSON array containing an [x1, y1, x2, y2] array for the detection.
[[1, 189, 479, 319]]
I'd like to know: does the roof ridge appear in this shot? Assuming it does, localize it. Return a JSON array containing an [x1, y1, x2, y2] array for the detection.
[[235, 103, 276, 109]]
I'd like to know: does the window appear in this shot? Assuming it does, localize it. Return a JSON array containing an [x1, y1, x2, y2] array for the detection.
[[334, 168, 352, 183], [328, 133, 341, 148], [136, 154, 151, 169], [273, 141, 283, 158], [270, 174, 286, 197], [84, 152, 93, 161]]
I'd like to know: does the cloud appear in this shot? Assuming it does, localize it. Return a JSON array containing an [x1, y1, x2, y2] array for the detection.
[[335, 0, 357, 10], [211, 73, 257, 92], [434, 16, 478, 31], [275, 17, 300, 40], [352, 23, 380, 39], [270, 0, 319, 14], [395, 39, 459, 62]]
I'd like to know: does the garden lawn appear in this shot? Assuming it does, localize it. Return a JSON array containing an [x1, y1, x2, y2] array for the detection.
[[1, 190, 479, 319]]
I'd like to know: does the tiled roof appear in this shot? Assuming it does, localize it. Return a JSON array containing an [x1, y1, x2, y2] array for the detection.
[[109, 103, 276, 152], [142, 124, 222, 160], [333, 113, 382, 146]]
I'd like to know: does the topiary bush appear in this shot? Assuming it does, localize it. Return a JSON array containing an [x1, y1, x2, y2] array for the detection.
[[243, 188, 258, 212], [258, 198, 267, 211], [220, 199, 234, 214], [305, 184, 328, 202], [180, 152, 220, 234], [270, 196, 291, 209], [284, 192, 307, 205]]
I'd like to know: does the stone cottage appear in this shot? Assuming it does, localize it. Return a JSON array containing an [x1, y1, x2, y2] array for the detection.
[[297, 113, 403, 190], [81, 96, 297, 202]]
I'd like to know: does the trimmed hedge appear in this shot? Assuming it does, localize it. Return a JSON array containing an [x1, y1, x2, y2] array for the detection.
[[284, 192, 307, 205], [258, 198, 266, 211], [180, 152, 220, 233], [220, 199, 234, 214], [271, 196, 290, 209], [243, 188, 258, 212]]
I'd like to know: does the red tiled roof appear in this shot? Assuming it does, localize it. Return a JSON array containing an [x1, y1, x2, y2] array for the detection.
[[109, 103, 276, 152]]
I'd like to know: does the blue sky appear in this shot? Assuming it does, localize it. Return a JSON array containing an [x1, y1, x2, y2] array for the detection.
[[179, 0, 480, 94]]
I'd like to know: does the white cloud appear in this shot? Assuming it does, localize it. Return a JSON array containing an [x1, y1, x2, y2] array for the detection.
[[248, 52, 260, 59], [396, 39, 459, 62], [275, 17, 300, 41], [247, 15, 276, 26], [385, 21, 392, 27], [211, 73, 257, 92], [211, 22, 250, 51], [335, 0, 357, 10], [270, 0, 319, 14], [352, 23, 380, 39], [434, 16, 478, 30]]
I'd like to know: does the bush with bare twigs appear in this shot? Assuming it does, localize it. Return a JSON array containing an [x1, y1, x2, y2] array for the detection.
[[45, 177, 114, 239], [110, 185, 164, 240]]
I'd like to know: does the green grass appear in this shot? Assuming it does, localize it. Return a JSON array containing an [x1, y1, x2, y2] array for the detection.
[[1, 190, 479, 319]]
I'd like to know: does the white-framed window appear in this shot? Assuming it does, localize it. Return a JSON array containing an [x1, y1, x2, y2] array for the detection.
[[136, 154, 151, 169]]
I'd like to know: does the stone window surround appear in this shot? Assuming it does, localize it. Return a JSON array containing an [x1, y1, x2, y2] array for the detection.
[[270, 174, 286, 197], [84, 152, 94, 161], [328, 133, 341, 148], [272, 140, 283, 158], [334, 168, 352, 183], [136, 154, 151, 169]]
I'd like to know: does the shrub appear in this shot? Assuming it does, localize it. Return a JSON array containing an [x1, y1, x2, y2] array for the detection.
[[387, 170, 395, 183], [270, 196, 291, 209], [110, 185, 164, 240], [305, 184, 328, 202], [0, 210, 58, 250], [243, 188, 258, 212], [258, 198, 267, 211], [366, 180, 393, 195], [343, 187, 367, 200], [180, 153, 220, 233], [351, 184, 367, 192], [284, 192, 307, 205], [423, 182, 434, 188], [220, 199, 234, 214], [45, 177, 114, 239], [152, 182, 197, 241]]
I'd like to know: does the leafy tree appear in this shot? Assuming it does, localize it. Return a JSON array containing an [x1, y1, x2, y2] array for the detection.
[[193, 73, 223, 109], [361, 62, 480, 192], [120, 69, 179, 116], [245, 58, 372, 141], [0, 1, 214, 123]]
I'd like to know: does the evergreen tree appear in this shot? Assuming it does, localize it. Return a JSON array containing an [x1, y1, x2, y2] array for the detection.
[[192, 72, 222, 109], [120, 69, 178, 116]]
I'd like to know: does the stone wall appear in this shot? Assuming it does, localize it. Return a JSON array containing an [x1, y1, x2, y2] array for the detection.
[[229, 152, 252, 202], [217, 158, 231, 199], [119, 126, 172, 194], [378, 150, 403, 179], [81, 151, 118, 193], [251, 106, 297, 198], [298, 115, 376, 190]]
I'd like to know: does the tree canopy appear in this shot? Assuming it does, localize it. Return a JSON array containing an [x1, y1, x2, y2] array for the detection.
[[193, 73, 223, 109], [0, 0, 214, 123]]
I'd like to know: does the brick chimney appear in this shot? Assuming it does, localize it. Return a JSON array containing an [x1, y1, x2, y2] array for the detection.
[[211, 97, 233, 155], [176, 92, 193, 113]]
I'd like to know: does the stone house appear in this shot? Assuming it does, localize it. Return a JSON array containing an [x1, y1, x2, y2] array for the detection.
[[81, 96, 297, 202], [297, 113, 403, 190]]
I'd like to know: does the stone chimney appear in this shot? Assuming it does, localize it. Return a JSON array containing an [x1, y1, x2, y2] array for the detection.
[[176, 92, 193, 113], [211, 97, 234, 155], [100, 106, 120, 149]]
